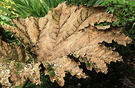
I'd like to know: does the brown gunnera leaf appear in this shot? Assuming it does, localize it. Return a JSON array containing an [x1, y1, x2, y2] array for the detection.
[[2, 2, 132, 87], [37, 3, 132, 86]]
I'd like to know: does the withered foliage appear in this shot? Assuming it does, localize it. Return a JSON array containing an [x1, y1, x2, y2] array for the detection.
[[0, 60, 41, 87], [0, 2, 132, 87]]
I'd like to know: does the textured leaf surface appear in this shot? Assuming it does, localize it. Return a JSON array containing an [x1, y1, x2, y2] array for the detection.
[[1, 2, 132, 87], [0, 40, 29, 62], [0, 60, 41, 87], [37, 3, 131, 62], [0, 29, 41, 87], [3, 17, 40, 55], [36, 3, 132, 85], [43, 56, 88, 86]]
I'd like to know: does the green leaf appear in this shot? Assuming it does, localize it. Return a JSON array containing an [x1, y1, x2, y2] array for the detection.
[[0, 6, 11, 14], [0, 15, 10, 21]]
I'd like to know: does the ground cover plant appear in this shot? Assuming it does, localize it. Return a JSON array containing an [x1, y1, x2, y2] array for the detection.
[[0, 0, 135, 88]]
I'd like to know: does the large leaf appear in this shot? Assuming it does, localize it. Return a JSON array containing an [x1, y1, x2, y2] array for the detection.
[[36, 3, 132, 86], [2, 2, 132, 87]]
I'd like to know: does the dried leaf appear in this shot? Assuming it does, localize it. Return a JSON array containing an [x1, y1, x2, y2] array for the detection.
[[43, 56, 88, 86], [33, 3, 132, 85], [2, 2, 132, 87], [0, 60, 41, 87], [3, 17, 40, 53], [0, 41, 29, 62], [37, 3, 131, 62]]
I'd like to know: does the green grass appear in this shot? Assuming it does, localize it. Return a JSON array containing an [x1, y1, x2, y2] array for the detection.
[[0, 0, 134, 25]]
